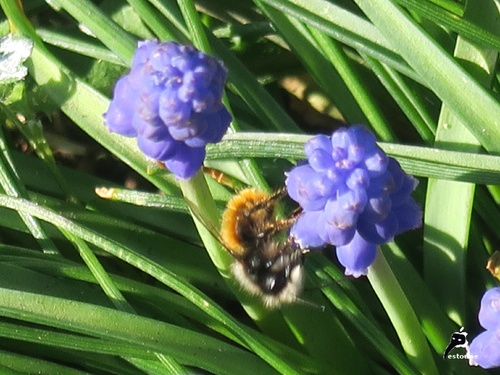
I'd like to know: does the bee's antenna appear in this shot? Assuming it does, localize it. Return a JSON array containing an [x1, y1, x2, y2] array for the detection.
[[295, 297, 325, 312]]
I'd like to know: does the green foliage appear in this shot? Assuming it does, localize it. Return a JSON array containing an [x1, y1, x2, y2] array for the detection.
[[0, 0, 498, 374]]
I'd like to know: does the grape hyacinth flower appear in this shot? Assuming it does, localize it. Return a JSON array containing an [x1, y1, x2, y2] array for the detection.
[[468, 287, 500, 369], [104, 40, 231, 179], [286, 125, 421, 277]]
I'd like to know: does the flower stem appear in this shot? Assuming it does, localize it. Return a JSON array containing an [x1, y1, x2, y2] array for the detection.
[[368, 248, 438, 375], [178, 172, 232, 275]]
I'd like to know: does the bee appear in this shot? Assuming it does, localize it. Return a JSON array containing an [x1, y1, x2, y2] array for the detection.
[[189, 186, 305, 309], [220, 188, 305, 309]]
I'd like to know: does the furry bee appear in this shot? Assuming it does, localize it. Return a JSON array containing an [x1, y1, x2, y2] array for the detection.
[[190, 186, 305, 309], [220, 188, 305, 309]]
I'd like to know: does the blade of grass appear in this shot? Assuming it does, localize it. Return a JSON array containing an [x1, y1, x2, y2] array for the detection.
[[383, 242, 480, 375], [306, 26, 395, 140], [0, 349, 91, 375], [60, 229, 134, 312], [0, 192, 319, 375], [423, 0, 499, 325], [361, 53, 436, 143], [308, 255, 421, 374], [258, 0, 421, 82], [0, 115, 59, 255], [397, 0, 500, 51], [36, 28, 127, 65], [0, 319, 157, 359], [368, 250, 438, 374], [256, 1, 369, 126], [4, 342, 147, 375], [147, 0, 188, 38], [206, 133, 500, 185], [352, 0, 500, 153], [46, 0, 136, 63], [0, 288, 278, 375], [126, 0, 183, 41]]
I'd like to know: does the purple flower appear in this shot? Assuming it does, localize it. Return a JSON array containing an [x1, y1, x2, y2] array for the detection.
[[469, 287, 500, 369], [104, 40, 231, 179], [478, 287, 500, 330], [286, 126, 421, 277]]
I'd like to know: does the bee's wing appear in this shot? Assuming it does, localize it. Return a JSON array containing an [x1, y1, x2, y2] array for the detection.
[[184, 197, 237, 255]]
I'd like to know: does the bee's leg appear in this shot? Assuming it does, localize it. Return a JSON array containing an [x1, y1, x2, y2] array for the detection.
[[259, 206, 303, 239], [268, 187, 288, 202], [247, 188, 288, 215], [273, 207, 302, 231], [250, 188, 302, 236]]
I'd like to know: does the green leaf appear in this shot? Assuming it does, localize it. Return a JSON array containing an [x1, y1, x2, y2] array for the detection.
[[0, 288, 277, 375], [206, 133, 500, 185], [422, 0, 499, 326], [353, 0, 500, 153]]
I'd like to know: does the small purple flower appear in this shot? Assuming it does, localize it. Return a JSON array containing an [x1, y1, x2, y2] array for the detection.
[[478, 287, 500, 330], [286, 125, 421, 277], [469, 287, 500, 369], [104, 40, 231, 179]]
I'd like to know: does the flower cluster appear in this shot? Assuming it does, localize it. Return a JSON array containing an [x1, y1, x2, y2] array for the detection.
[[286, 125, 421, 277], [104, 40, 231, 179], [468, 287, 500, 369]]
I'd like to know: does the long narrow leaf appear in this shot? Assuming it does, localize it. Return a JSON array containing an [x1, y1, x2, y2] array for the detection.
[[353, 0, 500, 152]]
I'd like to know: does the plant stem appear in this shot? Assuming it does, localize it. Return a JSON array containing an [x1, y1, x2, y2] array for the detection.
[[368, 248, 438, 375]]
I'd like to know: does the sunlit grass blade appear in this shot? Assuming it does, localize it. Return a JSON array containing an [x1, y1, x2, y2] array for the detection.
[[383, 242, 480, 375], [95, 186, 189, 212], [0, 288, 279, 375], [308, 255, 421, 374], [147, 0, 188, 38], [207, 133, 500, 185], [46, 0, 136, 63], [0, 193, 322, 374], [127, 0, 183, 41], [353, 0, 500, 153], [361, 54, 436, 143], [423, 1, 498, 325], [0, 349, 91, 375], [258, 0, 420, 81], [256, 2, 370, 127], [36, 28, 127, 65], [368, 251, 438, 374], [397, 0, 500, 51], [60, 229, 133, 313], [306, 27, 395, 141]]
